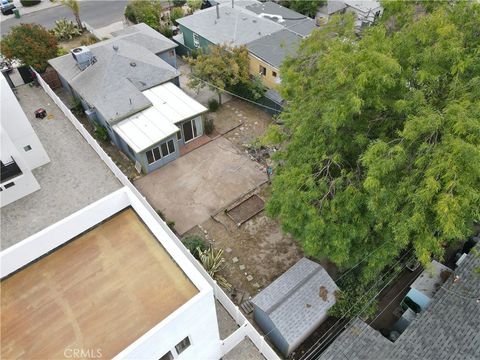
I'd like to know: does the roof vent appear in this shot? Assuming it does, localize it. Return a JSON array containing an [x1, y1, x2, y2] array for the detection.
[[252, 19, 257, 23], [113, 45, 119, 51], [130, 62, 136, 67], [242, 16, 247, 20]]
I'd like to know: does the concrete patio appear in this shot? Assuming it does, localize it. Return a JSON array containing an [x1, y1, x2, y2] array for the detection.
[[134, 137, 267, 234]]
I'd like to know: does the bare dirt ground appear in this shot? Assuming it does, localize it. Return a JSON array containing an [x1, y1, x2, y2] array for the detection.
[[209, 98, 273, 149], [184, 184, 304, 302], [58, 32, 98, 51]]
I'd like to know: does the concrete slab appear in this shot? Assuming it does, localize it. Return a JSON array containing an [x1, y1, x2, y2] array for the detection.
[[134, 137, 266, 234], [0, 84, 121, 249]]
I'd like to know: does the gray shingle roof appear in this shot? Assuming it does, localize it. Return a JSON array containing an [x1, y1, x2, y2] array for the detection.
[[252, 258, 338, 346], [177, 5, 284, 46], [245, 1, 317, 37], [111, 23, 177, 53], [246, 28, 301, 69], [49, 24, 179, 123], [319, 247, 480, 360]]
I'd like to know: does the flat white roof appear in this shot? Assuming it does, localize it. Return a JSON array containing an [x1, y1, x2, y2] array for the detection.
[[113, 83, 207, 153], [411, 260, 452, 299]]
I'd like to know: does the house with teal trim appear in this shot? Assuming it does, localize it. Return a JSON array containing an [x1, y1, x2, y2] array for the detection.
[[49, 23, 207, 174]]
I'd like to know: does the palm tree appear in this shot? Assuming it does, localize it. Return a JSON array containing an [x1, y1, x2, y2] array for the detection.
[[57, 0, 83, 30]]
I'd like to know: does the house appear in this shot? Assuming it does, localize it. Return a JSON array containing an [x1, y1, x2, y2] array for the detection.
[[318, 247, 480, 360], [176, 1, 316, 92], [317, 0, 383, 28], [252, 258, 338, 356], [49, 23, 207, 174], [0, 76, 50, 207]]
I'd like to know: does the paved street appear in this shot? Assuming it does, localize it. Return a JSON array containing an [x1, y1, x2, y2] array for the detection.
[[0, 0, 128, 35]]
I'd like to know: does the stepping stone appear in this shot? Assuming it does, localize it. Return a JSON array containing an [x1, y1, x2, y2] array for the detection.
[[246, 275, 254, 282], [239, 264, 245, 270], [232, 257, 239, 263], [225, 247, 232, 253], [253, 283, 260, 288], [203, 230, 208, 234]]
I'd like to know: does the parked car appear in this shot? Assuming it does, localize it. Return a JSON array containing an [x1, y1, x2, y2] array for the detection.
[[1, 0, 16, 15]]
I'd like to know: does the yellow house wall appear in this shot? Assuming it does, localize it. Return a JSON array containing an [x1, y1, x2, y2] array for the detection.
[[248, 53, 280, 90]]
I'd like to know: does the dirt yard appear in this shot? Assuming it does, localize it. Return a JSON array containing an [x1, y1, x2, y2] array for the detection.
[[58, 32, 99, 51], [183, 184, 304, 303], [208, 98, 273, 149]]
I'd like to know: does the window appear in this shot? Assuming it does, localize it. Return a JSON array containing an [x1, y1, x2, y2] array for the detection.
[[175, 337, 191, 355], [177, 131, 182, 141], [159, 351, 173, 360], [169, 49, 175, 57], [259, 65, 266, 76], [272, 71, 277, 77], [23, 145, 32, 152], [5, 182, 15, 189], [193, 33, 200, 48], [146, 139, 175, 164]]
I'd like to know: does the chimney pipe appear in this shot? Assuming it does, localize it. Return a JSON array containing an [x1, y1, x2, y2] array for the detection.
[[216, 4, 220, 19], [232, 0, 234, 8]]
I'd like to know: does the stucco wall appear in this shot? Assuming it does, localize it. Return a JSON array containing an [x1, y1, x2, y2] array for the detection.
[[158, 48, 178, 68], [248, 54, 280, 90]]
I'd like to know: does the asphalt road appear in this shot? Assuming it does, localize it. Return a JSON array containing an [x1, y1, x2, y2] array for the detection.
[[0, 0, 128, 36]]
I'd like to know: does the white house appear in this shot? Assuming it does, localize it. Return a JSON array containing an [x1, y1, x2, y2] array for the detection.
[[0, 76, 50, 206]]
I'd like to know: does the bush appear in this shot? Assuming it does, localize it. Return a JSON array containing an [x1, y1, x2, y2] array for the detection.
[[69, 96, 83, 115], [124, 0, 163, 31], [52, 19, 82, 41], [173, 0, 186, 6], [204, 118, 214, 135], [170, 7, 184, 25], [80, 34, 99, 46], [20, 0, 41, 6], [0, 23, 58, 73], [158, 25, 173, 38], [94, 126, 109, 141], [182, 235, 207, 259], [208, 98, 219, 112], [57, 47, 69, 56]]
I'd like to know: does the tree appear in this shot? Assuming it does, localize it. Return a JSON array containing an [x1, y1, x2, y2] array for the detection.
[[0, 23, 58, 73], [55, 0, 83, 30], [124, 0, 163, 31], [186, 45, 251, 104], [266, 2, 480, 284], [281, 0, 325, 18], [170, 7, 184, 26]]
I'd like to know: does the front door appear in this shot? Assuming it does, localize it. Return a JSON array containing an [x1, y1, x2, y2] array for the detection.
[[182, 119, 197, 143]]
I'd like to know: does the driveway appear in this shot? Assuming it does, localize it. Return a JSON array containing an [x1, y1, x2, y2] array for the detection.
[[134, 137, 267, 234]]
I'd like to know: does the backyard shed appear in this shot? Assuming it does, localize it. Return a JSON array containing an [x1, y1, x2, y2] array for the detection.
[[252, 258, 338, 356]]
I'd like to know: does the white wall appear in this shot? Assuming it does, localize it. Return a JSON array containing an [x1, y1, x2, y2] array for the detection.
[[0, 125, 40, 207], [1, 77, 50, 170]]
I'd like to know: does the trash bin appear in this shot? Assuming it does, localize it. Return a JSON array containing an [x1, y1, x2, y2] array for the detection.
[[13, 8, 20, 18]]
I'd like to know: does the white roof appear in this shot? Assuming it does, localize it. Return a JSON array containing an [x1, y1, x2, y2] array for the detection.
[[113, 83, 207, 153], [411, 260, 452, 299]]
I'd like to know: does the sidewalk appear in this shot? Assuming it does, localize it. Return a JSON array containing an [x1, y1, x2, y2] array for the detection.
[[0, 0, 60, 23]]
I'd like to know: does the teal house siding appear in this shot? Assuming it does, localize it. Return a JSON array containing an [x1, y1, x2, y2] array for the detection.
[[178, 25, 214, 53]]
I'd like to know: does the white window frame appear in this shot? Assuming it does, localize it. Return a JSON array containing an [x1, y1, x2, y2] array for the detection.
[[193, 33, 200, 48]]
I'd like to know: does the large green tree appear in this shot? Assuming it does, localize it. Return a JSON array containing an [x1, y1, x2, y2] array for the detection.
[[267, 2, 480, 281], [1, 23, 58, 73]]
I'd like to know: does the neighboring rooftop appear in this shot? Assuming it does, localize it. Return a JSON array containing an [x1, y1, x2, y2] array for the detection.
[[246, 28, 301, 69], [0, 85, 121, 249], [48, 23, 179, 123], [319, 247, 480, 360], [410, 260, 452, 299], [176, 5, 284, 46], [245, 1, 317, 37], [113, 82, 207, 153], [252, 258, 338, 350], [1, 208, 198, 359]]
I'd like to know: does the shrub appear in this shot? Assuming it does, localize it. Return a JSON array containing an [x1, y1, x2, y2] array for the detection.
[[20, 0, 41, 6], [187, 0, 202, 12], [158, 25, 173, 38], [204, 118, 214, 135], [198, 247, 232, 289], [80, 34, 99, 46], [0, 23, 58, 73], [69, 96, 83, 115], [57, 47, 69, 56], [170, 7, 184, 25], [182, 235, 208, 259], [94, 126, 109, 141], [52, 19, 82, 41], [124, 0, 163, 30], [208, 98, 219, 112], [173, 0, 186, 6]]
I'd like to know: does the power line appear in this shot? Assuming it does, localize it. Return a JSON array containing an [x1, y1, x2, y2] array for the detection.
[[299, 249, 415, 360]]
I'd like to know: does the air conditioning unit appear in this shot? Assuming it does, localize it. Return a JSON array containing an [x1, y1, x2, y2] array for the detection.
[[71, 46, 93, 71]]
